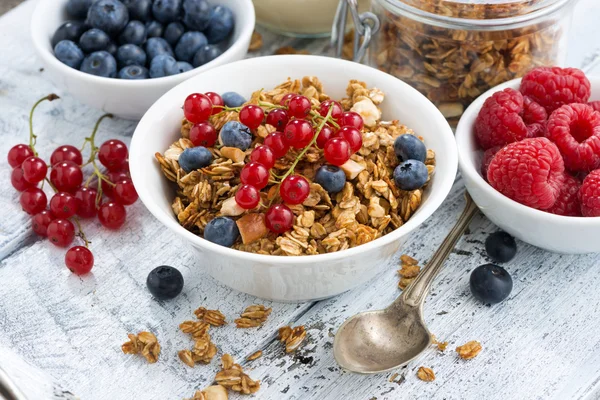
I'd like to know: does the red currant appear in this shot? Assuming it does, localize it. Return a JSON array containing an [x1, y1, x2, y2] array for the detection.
[[189, 122, 217, 147], [279, 93, 296, 106], [98, 139, 128, 172], [284, 119, 314, 149], [50, 145, 83, 166], [280, 175, 310, 205], [32, 210, 54, 236], [239, 105, 265, 130], [319, 100, 343, 119], [235, 184, 260, 209], [113, 179, 138, 205], [98, 201, 127, 230], [205, 92, 224, 115], [11, 167, 36, 191], [240, 162, 269, 189], [47, 219, 75, 247], [74, 187, 98, 218], [65, 246, 94, 275], [265, 204, 294, 233], [120, 160, 130, 174], [21, 156, 48, 184], [20, 187, 47, 215], [316, 125, 335, 149], [184, 93, 212, 123], [288, 95, 312, 119], [8, 144, 34, 168], [50, 161, 83, 192], [102, 171, 129, 198], [339, 111, 364, 131], [324, 138, 351, 166], [50, 192, 78, 219], [264, 132, 289, 158], [250, 145, 276, 169], [266, 109, 289, 131], [338, 126, 363, 153]]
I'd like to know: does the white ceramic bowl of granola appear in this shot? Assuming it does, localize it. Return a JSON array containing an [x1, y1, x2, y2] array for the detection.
[[456, 77, 600, 254], [130, 55, 457, 302]]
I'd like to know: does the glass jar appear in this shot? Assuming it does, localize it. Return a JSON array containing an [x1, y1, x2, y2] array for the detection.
[[369, 0, 576, 125]]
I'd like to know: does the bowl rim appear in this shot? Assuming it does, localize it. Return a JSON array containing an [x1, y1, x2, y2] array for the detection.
[[129, 54, 459, 265], [29, 0, 255, 87], [456, 76, 600, 225]]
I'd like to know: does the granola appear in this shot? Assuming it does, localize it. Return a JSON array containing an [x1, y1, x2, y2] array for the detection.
[[215, 354, 261, 395], [278, 325, 307, 353], [235, 305, 272, 328], [185, 385, 228, 400], [121, 331, 160, 364], [246, 350, 263, 361], [417, 366, 436, 382], [398, 254, 421, 290], [179, 319, 218, 366], [456, 340, 482, 360], [195, 307, 227, 326]]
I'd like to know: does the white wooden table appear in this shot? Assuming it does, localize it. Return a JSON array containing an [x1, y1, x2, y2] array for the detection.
[[2, 1, 600, 399]]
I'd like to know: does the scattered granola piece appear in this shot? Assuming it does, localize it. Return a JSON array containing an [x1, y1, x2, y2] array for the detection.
[[195, 307, 227, 326], [215, 354, 261, 395], [398, 264, 421, 279], [179, 349, 195, 368], [388, 372, 399, 382], [248, 31, 263, 52], [179, 318, 218, 366], [274, 46, 309, 56], [278, 325, 306, 353], [417, 366, 435, 382], [121, 331, 160, 363], [398, 277, 415, 290], [185, 385, 229, 400], [456, 340, 482, 360], [235, 304, 272, 328], [247, 350, 263, 361], [400, 254, 418, 266], [398, 255, 421, 290]]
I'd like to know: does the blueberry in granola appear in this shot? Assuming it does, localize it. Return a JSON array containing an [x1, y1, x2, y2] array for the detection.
[[393, 160, 428, 191], [221, 92, 246, 107], [394, 134, 427, 163], [315, 165, 346, 194], [220, 121, 252, 150], [204, 217, 240, 247], [146, 265, 184, 300], [485, 231, 517, 263], [470, 264, 513, 304], [179, 147, 212, 173]]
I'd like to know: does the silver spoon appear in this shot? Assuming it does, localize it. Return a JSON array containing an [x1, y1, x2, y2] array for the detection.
[[333, 192, 478, 373]]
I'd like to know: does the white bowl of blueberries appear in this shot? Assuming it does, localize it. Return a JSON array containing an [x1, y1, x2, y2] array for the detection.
[[31, 0, 255, 120]]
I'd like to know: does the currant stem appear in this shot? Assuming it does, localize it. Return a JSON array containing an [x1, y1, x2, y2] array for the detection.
[[73, 216, 91, 248], [44, 177, 58, 193], [29, 94, 60, 156], [81, 113, 114, 205]]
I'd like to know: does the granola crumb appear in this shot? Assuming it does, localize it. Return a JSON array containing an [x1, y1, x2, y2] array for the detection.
[[398, 255, 421, 290], [248, 31, 262, 52], [278, 325, 307, 353], [195, 307, 227, 326], [215, 354, 260, 395], [431, 335, 448, 352], [400, 254, 418, 265], [388, 372, 399, 382], [456, 340, 482, 360], [247, 350, 263, 361], [235, 305, 272, 328], [417, 366, 435, 382], [121, 331, 160, 364]]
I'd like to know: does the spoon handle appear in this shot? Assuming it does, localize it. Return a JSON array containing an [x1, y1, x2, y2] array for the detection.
[[400, 192, 478, 308]]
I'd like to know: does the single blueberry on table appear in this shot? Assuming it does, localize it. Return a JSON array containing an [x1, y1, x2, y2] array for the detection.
[[146, 20, 164, 38], [119, 20, 147, 45], [80, 51, 118, 78], [51, 21, 88, 48], [393, 159, 428, 191], [192, 44, 222, 67], [54, 40, 85, 69], [86, 0, 130, 37], [222, 92, 246, 108], [66, 0, 93, 19], [116, 44, 147, 67], [152, 0, 183, 23], [485, 231, 517, 263], [122, 0, 153, 21], [204, 217, 240, 247], [118, 65, 149, 79], [146, 265, 184, 300], [175, 31, 207, 63], [163, 22, 185, 46], [145, 37, 174, 60], [178, 146, 212, 172], [182, 0, 210, 31], [205, 5, 234, 44], [470, 264, 513, 304], [149, 54, 178, 78], [315, 165, 346, 194], [220, 121, 252, 151], [394, 134, 427, 163], [105, 41, 118, 56], [79, 29, 111, 53]]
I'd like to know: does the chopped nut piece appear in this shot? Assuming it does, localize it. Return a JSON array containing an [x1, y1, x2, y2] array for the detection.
[[235, 304, 272, 328], [340, 159, 366, 179], [456, 340, 482, 360], [195, 307, 227, 326], [247, 350, 263, 361], [236, 214, 269, 244], [417, 367, 435, 382], [248, 31, 262, 51], [121, 331, 160, 364], [278, 325, 307, 353], [216, 354, 260, 395], [221, 147, 246, 163], [220, 197, 246, 217]]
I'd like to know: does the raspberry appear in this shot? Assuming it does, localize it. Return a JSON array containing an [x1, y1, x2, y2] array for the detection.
[[520, 67, 591, 113], [522, 96, 547, 137], [590, 101, 600, 113], [481, 145, 502, 179], [475, 88, 545, 150], [547, 173, 581, 216], [579, 169, 600, 217], [546, 103, 600, 172], [487, 137, 564, 210]]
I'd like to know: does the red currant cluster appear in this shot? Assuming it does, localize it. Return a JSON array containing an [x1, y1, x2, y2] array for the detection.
[[7, 95, 139, 275]]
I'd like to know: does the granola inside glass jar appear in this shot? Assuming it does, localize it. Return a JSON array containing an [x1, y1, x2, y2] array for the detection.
[[369, 0, 576, 125]]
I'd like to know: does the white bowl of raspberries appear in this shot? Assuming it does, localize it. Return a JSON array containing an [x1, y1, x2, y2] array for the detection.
[[456, 66, 600, 254], [30, 0, 255, 120]]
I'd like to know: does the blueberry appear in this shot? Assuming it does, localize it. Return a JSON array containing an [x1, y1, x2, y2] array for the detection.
[[66, 0, 93, 19], [222, 92, 246, 108], [178, 146, 212, 172], [192, 44, 222, 67], [204, 217, 239, 247], [118, 20, 146, 45], [51, 21, 88, 48], [169, 61, 193, 75], [118, 65, 149, 79], [106, 41, 118, 56], [485, 231, 517, 263], [175, 31, 207, 63], [116, 44, 147, 67], [393, 160, 428, 191], [146, 265, 184, 300], [146, 20, 164, 37], [54, 40, 85, 69], [122, 0, 152, 21], [470, 264, 513, 304], [394, 134, 427, 163], [163, 22, 185, 46], [149, 54, 178, 78], [182, 0, 210, 31], [79, 29, 111, 53], [86, 0, 130, 37], [205, 5, 234, 44], [152, 0, 182, 23], [80, 51, 117, 78], [220, 121, 252, 150], [315, 165, 346, 194], [145, 37, 174, 60]]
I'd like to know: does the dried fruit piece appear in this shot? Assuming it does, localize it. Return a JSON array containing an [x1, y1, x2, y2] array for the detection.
[[456, 340, 482, 360]]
